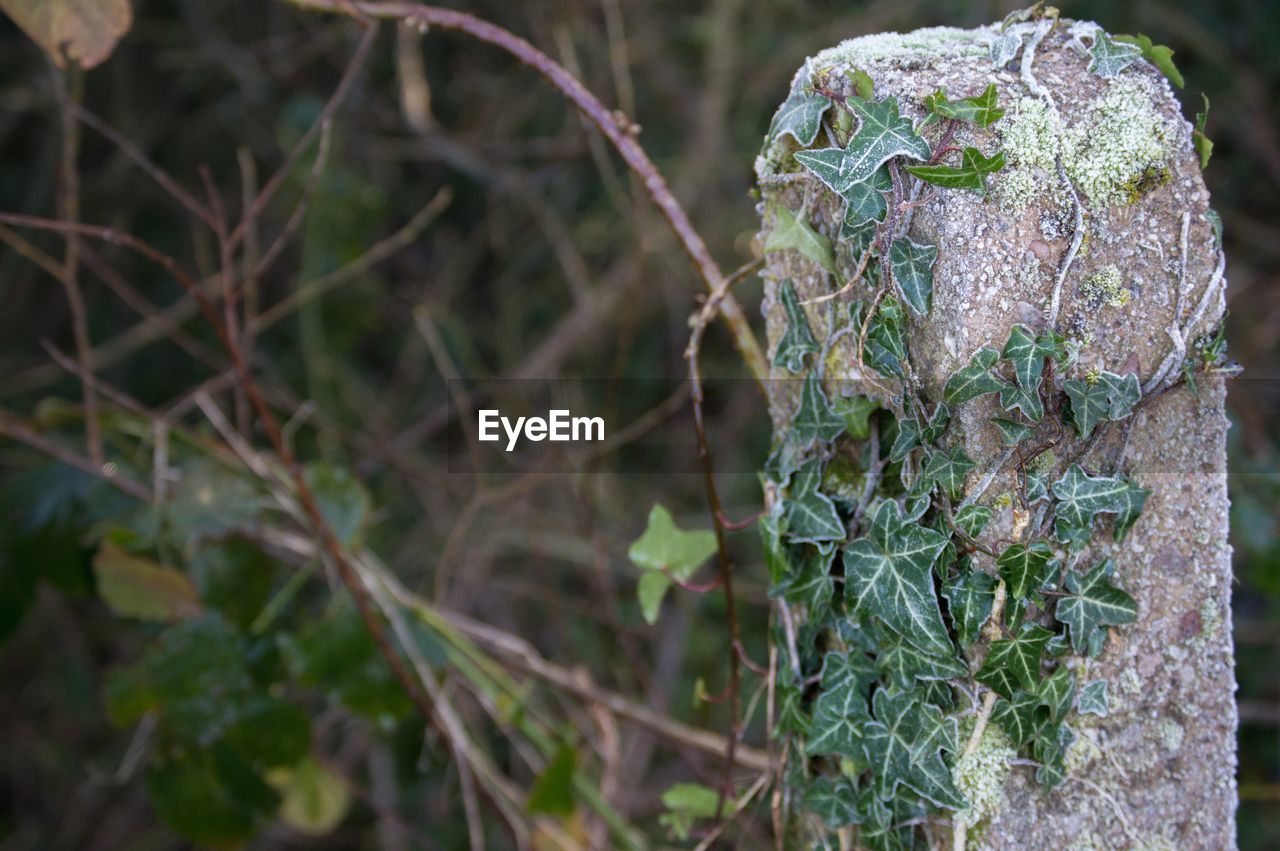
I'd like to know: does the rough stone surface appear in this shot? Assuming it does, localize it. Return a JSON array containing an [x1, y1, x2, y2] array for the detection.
[[756, 20, 1236, 851]]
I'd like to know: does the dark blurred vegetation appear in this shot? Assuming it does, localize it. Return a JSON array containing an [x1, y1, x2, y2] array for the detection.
[[0, 0, 1275, 848]]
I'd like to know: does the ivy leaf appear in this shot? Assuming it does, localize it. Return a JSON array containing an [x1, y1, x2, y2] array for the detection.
[[1112, 479, 1150, 542], [765, 205, 836, 273], [920, 447, 974, 500], [785, 459, 846, 544], [943, 568, 996, 646], [992, 416, 1034, 445], [1000, 325, 1053, 421], [876, 634, 968, 686], [862, 689, 966, 809], [806, 678, 871, 762], [1114, 33, 1184, 88], [842, 165, 892, 227], [833, 394, 879, 440], [904, 148, 1005, 195], [922, 84, 1005, 128], [794, 97, 930, 196], [1088, 32, 1143, 78], [850, 297, 907, 379], [888, 417, 920, 464], [628, 504, 717, 624], [996, 541, 1057, 601], [1033, 721, 1074, 789], [806, 777, 861, 829], [791, 373, 847, 446], [1025, 470, 1049, 504], [773, 279, 819, 372], [944, 348, 1004, 406], [844, 500, 953, 656], [920, 402, 951, 444], [990, 32, 1023, 68], [1051, 465, 1134, 548], [1077, 679, 1109, 716], [954, 504, 993, 538], [760, 504, 789, 585], [822, 648, 880, 694], [976, 623, 1053, 698], [1057, 559, 1137, 652], [1037, 666, 1076, 724], [1062, 370, 1140, 438], [991, 690, 1040, 746], [772, 544, 837, 611], [847, 67, 875, 101], [889, 238, 938, 315], [768, 89, 833, 146]]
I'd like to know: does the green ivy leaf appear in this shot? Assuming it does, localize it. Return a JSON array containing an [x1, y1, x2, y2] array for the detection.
[[876, 634, 968, 686], [771, 543, 836, 611], [921, 447, 975, 500], [943, 568, 996, 646], [792, 373, 847, 446], [1062, 370, 1140, 438], [842, 165, 892, 227], [954, 504, 993, 538], [659, 782, 720, 841], [806, 678, 871, 762], [888, 417, 920, 464], [1088, 32, 1142, 78], [1112, 479, 1150, 542], [1037, 666, 1076, 724], [844, 501, 953, 656], [1051, 465, 1134, 549], [806, 776, 861, 829], [920, 403, 951, 444], [847, 67, 875, 101], [1077, 679, 1109, 716], [991, 690, 1040, 746], [921, 84, 1005, 128], [889, 237, 938, 315], [976, 623, 1053, 698], [991, 416, 1034, 446], [785, 459, 846, 544], [862, 689, 966, 809], [833, 394, 879, 440], [773, 279, 819, 372], [1033, 721, 1074, 789], [904, 148, 1005, 195], [1194, 95, 1213, 169], [768, 89, 833, 146], [628, 504, 717, 623], [794, 97, 930, 196], [822, 648, 880, 694], [1114, 33, 1184, 88], [1056, 559, 1137, 652], [1002, 325, 1051, 396], [944, 348, 1004, 406], [996, 541, 1056, 602], [760, 504, 789, 585], [765, 205, 836, 273], [852, 297, 907, 379]]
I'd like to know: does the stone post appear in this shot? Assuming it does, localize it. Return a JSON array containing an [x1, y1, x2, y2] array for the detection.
[[756, 18, 1235, 849]]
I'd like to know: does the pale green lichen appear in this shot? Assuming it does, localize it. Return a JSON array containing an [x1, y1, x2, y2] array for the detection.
[[1082, 265, 1131, 308], [809, 26, 988, 69], [951, 719, 1015, 829], [1062, 76, 1174, 207], [994, 97, 1062, 212], [1157, 718, 1185, 751], [1064, 727, 1102, 773]]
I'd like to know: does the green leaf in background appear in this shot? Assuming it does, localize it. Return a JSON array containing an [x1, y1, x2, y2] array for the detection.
[[991, 689, 1040, 746], [145, 745, 279, 848], [773, 279, 819, 372], [93, 540, 200, 622], [794, 97, 930, 195], [888, 237, 938, 315], [1037, 666, 1076, 724], [658, 782, 720, 841], [996, 541, 1056, 602], [904, 147, 1005, 194], [942, 567, 996, 646], [303, 463, 370, 546], [1088, 31, 1143, 78], [1114, 33, 1184, 87], [944, 347, 1004, 406], [1051, 465, 1134, 548], [224, 695, 311, 769], [187, 539, 275, 630], [844, 500, 952, 656], [1077, 679, 1109, 716], [165, 463, 266, 545], [846, 67, 875, 101], [1056, 559, 1137, 652], [764, 204, 836, 273], [806, 776, 861, 829], [768, 89, 832, 146], [270, 756, 352, 836], [920, 447, 975, 499], [791, 373, 847, 446], [921, 84, 1005, 127], [784, 459, 846, 544], [862, 689, 965, 809], [976, 623, 1053, 697], [628, 504, 717, 623], [527, 744, 577, 816]]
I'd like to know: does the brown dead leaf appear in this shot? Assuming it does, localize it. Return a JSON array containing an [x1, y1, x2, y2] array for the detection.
[[0, 0, 132, 69]]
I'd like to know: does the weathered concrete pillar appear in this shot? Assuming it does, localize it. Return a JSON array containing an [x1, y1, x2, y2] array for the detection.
[[756, 17, 1235, 850]]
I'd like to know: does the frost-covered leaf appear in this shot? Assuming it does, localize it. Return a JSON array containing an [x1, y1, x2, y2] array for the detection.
[[765, 205, 836, 273], [822, 648, 879, 694], [904, 148, 1005, 195], [1088, 32, 1143, 78], [785, 459, 845, 544], [1051, 465, 1133, 548], [1037, 666, 1076, 724], [943, 567, 996, 646], [773, 279, 819, 372], [999, 324, 1054, 422], [862, 689, 965, 809], [889, 238, 938, 315], [772, 543, 837, 611], [843, 165, 892, 227], [806, 776, 861, 828], [992, 416, 1034, 445], [1062, 370, 1140, 438], [847, 68, 875, 100], [791, 373, 847, 446], [769, 89, 833, 146], [990, 32, 1023, 67], [991, 690, 1040, 746], [93, 541, 200, 622], [976, 623, 1053, 697], [921, 447, 974, 500], [794, 97, 930, 196], [844, 500, 952, 656], [1025, 470, 1049, 504], [996, 541, 1056, 601], [850, 297, 907, 379], [1000, 383, 1044, 422], [954, 504, 993, 538], [945, 348, 1004, 406], [628, 505, 717, 623], [1057, 559, 1137, 652], [876, 634, 967, 686], [807, 679, 871, 761], [1114, 33, 1184, 87], [921, 84, 1005, 128], [1077, 679, 1109, 716]]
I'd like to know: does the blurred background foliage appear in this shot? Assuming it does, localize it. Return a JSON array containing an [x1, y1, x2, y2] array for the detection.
[[0, 0, 1276, 848]]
